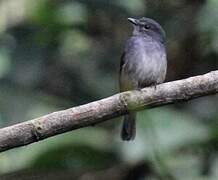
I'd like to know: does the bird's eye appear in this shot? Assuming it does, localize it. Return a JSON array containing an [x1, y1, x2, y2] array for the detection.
[[144, 24, 150, 29]]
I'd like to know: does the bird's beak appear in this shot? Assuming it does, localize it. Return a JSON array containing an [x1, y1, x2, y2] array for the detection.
[[127, 18, 138, 25]]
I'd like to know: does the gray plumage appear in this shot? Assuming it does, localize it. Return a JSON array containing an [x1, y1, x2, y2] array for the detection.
[[120, 17, 167, 141]]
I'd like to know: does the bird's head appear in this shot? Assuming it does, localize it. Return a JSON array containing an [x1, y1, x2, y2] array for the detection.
[[128, 17, 166, 43]]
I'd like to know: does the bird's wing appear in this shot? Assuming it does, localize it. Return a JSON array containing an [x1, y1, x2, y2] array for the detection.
[[119, 52, 125, 74], [119, 52, 135, 92], [119, 52, 126, 92]]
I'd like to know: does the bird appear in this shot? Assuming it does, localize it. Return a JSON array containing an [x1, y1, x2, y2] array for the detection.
[[119, 17, 167, 141]]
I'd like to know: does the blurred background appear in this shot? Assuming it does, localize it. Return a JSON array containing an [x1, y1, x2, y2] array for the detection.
[[0, 0, 218, 179]]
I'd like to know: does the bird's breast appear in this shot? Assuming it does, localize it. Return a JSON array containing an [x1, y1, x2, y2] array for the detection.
[[124, 37, 167, 88]]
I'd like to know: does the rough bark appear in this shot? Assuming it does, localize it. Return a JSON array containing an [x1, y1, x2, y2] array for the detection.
[[0, 70, 218, 152]]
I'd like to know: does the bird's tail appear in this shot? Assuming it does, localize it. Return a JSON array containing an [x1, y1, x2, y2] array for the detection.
[[121, 112, 136, 141]]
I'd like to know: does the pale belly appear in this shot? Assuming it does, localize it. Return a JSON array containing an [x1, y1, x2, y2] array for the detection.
[[120, 37, 167, 91], [120, 49, 167, 90]]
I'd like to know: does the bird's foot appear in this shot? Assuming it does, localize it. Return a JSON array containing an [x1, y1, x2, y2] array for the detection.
[[151, 83, 157, 90]]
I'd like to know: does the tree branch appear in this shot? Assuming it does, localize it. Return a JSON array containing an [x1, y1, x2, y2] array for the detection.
[[0, 70, 218, 152]]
